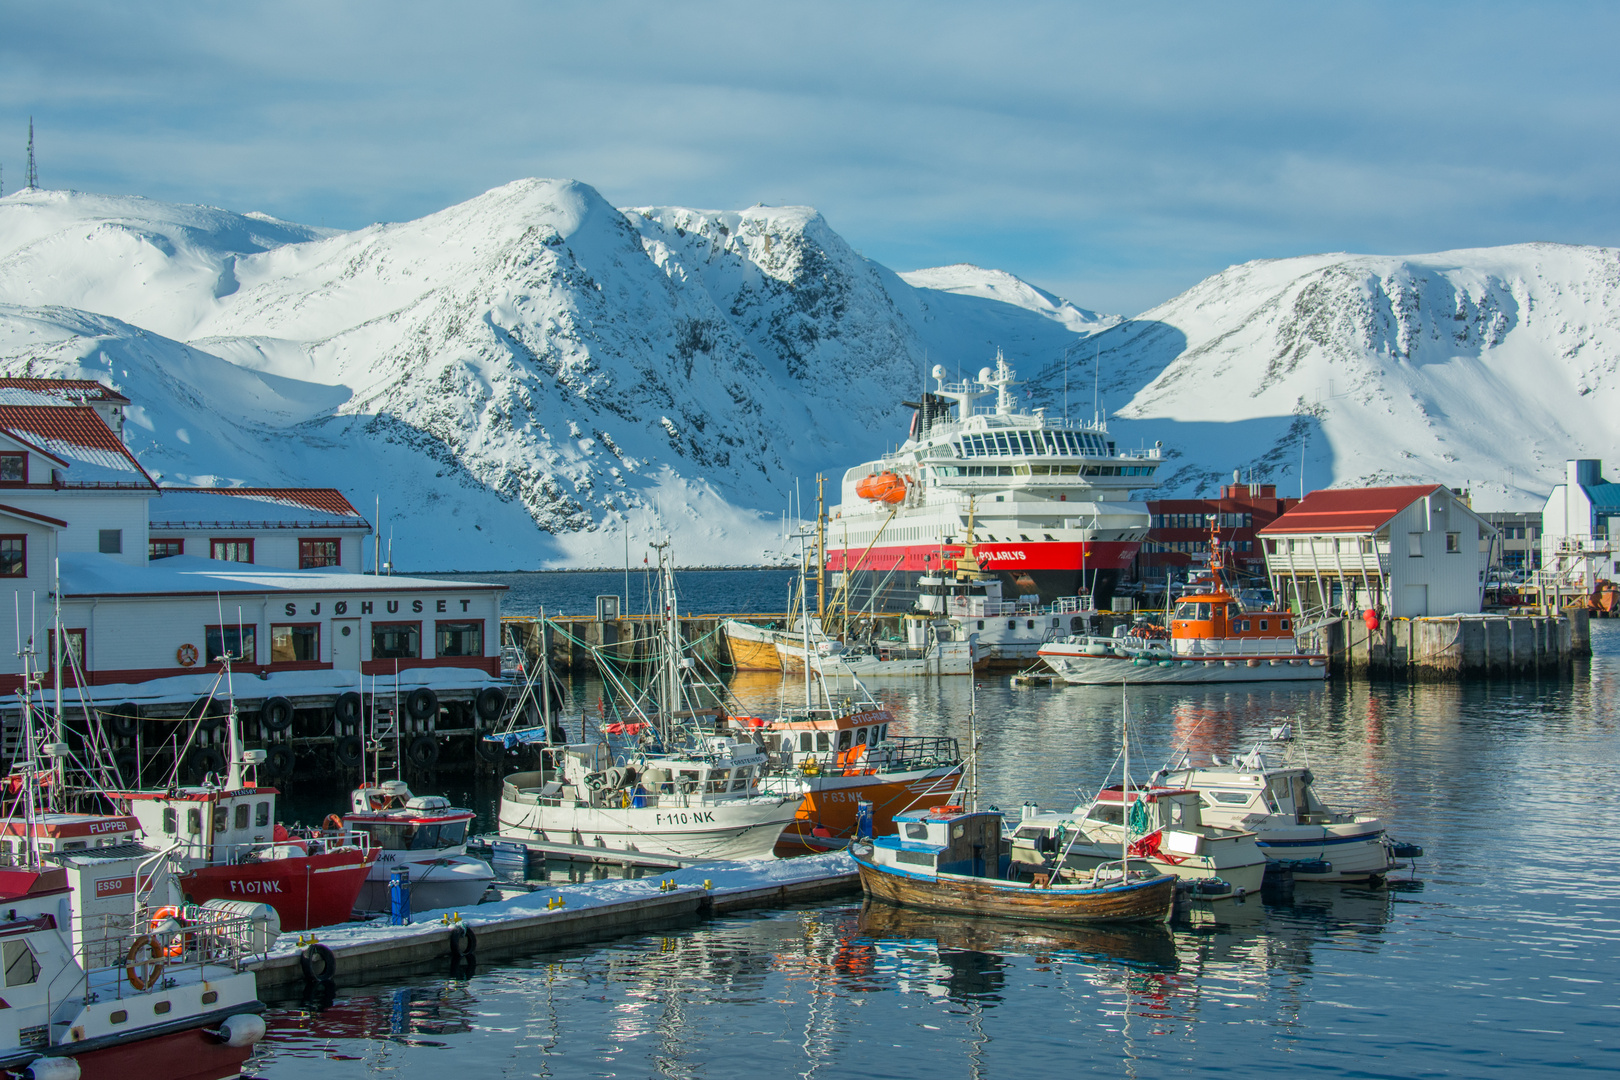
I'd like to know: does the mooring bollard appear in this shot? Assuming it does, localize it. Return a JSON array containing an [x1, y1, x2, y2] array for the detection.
[[390, 867, 412, 925]]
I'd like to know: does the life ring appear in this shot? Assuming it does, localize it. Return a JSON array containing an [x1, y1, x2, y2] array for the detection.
[[148, 908, 187, 959], [176, 643, 200, 667], [323, 814, 344, 832], [126, 935, 167, 989], [929, 804, 964, 816]]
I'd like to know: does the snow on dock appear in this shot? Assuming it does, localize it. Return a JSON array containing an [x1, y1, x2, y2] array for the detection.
[[247, 852, 858, 993]]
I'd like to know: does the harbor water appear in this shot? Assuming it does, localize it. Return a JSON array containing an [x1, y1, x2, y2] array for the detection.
[[251, 611, 1620, 1078]]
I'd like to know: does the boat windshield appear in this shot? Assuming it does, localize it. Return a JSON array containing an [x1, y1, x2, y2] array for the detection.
[[353, 819, 468, 850], [1174, 602, 1213, 620]]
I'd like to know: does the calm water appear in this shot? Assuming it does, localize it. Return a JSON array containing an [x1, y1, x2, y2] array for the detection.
[[251, 619, 1620, 1078]]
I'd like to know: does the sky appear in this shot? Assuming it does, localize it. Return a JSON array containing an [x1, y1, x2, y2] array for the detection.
[[4, 1, 1620, 315]]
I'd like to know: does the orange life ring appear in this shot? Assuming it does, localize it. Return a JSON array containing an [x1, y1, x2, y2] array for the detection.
[[126, 935, 166, 990], [323, 814, 344, 832], [149, 906, 186, 959], [176, 643, 200, 667], [930, 804, 964, 816]]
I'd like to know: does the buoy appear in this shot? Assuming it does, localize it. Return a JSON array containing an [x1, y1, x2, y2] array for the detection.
[[1363, 608, 1380, 631]]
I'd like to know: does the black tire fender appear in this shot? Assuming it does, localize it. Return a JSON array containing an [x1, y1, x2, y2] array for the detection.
[[474, 686, 506, 722], [265, 743, 296, 777], [105, 703, 140, 740], [299, 941, 337, 984], [184, 747, 227, 783], [260, 696, 295, 732], [448, 922, 477, 960], [334, 734, 364, 768], [406, 687, 439, 721], [335, 691, 363, 725], [407, 735, 439, 768]]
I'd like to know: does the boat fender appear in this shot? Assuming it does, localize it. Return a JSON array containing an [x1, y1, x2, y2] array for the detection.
[[475, 686, 506, 722], [335, 734, 364, 768], [300, 941, 338, 984], [125, 935, 165, 990], [104, 703, 140, 740], [260, 696, 295, 732], [323, 814, 344, 832], [21, 1057, 80, 1080], [208, 1014, 267, 1049], [265, 743, 296, 777], [184, 747, 227, 783], [113, 748, 140, 785], [448, 922, 477, 960], [407, 735, 440, 768], [335, 691, 364, 725], [406, 687, 439, 721]]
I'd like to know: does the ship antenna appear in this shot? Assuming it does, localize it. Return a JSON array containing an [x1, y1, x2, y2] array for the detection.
[[1093, 340, 1100, 427]]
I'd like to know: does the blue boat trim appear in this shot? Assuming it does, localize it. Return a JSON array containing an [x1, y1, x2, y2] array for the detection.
[[1255, 832, 1384, 849]]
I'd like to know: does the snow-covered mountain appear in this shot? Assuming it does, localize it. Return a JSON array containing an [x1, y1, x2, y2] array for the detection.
[[0, 180, 1612, 569], [1019, 246, 1620, 510]]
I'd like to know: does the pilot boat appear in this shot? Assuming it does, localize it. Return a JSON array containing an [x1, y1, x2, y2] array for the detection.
[[1038, 516, 1327, 684], [1154, 747, 1420, 882], [1008, 785, 1267, 900], [339, 780, 495, 913]]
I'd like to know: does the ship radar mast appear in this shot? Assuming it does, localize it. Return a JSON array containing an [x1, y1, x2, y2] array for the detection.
[[982, 349, 1018, 415]]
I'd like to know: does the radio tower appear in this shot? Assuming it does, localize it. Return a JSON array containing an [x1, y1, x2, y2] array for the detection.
[[25, 118, 38, 190]]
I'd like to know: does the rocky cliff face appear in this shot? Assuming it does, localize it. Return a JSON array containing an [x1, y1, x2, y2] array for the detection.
[[0, 181, 1609, 568]]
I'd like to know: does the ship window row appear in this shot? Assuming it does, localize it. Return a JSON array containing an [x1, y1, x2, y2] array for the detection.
[[935, 463, 1155, 478], [1145, 540, 1253, 553], [954, 430, 1111, 458]]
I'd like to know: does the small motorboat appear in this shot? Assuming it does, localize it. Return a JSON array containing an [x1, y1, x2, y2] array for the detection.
[[851, 806, 1175, 925], [339, 780, 496, 914]]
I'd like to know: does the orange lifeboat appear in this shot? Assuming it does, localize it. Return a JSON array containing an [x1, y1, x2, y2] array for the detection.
[[855, 472, 908, 504]]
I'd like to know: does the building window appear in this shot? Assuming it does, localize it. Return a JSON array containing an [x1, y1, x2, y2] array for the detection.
[[149, 538, 183, 560], [435, 621, 483, 658], [0, 536, 23, 578], [271, 624, 320, 663], [210, 538, 254, 563], [0, 453, 24, 484], [48, 628, 86, 673], [298, 538, 340, 569], [372, 621, 421, 660], [1446, 532, 1460, 553], [204, 625, 256, 664], [98, 529, 122, 554], [1408, 532, 1423, 558]]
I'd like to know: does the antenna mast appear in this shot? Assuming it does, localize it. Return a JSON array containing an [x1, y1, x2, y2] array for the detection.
[[25, 117, 38, 190]]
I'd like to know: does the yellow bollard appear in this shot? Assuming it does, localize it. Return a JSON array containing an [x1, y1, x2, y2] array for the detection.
[[702, 879, 712, 890]]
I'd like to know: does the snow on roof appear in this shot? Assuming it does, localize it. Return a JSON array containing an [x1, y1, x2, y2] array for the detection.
[[1257, 484, 1446, 536], [0, 502, 68, 528], [0, 379, 130, 406], [0, 405, 155, 487], [152, 487, 369, 529], [58, 552, 505, 598]]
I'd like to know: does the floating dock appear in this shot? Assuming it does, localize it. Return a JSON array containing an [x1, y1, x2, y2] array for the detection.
[[247, 852, 859, 994]]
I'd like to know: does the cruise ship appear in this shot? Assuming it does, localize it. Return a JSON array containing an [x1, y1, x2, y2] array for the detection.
[[826, 353, 1163, 612]]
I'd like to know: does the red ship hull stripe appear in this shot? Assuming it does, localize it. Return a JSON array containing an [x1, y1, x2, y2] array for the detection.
[[824, 540, 1140, 572]]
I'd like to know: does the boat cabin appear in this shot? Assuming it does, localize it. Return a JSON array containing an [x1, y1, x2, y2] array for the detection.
[[1158, 756, 1339, 826], [343, 782, 474, 852], [870, 807, 1007, 878], [1169, 592, 1297, 656], [757, 708, 892, 761], [1009, 788, 1209, 871], [109, 786, 281, 862], [507, 735, 771, 808], [0, 813, 141, 857]]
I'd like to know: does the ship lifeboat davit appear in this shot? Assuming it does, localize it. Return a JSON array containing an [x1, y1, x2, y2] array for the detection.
[[855, 471, 909, 504]]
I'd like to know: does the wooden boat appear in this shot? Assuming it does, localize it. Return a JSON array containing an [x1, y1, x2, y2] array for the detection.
[[857, 900, 1179, 971], [851, 807, 1174, 925], [719, 619, 789, 671]]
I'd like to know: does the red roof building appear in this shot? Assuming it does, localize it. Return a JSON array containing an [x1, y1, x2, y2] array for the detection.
[[1259, 485, 1496, 618]]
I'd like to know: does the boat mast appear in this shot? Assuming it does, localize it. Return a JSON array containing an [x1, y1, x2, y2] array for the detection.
[[816, 474, 827, 629], [1121, 685, 1129, 870], [967, 669, 978, 813]]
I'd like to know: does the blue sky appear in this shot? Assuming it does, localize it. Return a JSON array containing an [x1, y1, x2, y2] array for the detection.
[[4, 1, 1619, 314]]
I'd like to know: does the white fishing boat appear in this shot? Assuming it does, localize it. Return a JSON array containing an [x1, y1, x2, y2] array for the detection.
[[339, 780, 496, 913], [1009, 785, 1267, 901], [493, 544, 802, 862], [776, 613, 976, 677], [1153, 747, 1420, 882]]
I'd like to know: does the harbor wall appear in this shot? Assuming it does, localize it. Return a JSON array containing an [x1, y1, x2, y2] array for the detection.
[[1319, 607, 1588, 680]]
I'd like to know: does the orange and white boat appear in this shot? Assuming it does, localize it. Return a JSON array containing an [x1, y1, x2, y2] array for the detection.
[[1038, 518, 1327, 684], [738, 702, 963, 856]]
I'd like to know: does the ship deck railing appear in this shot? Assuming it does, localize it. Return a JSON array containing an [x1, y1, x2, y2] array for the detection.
[[770, 736, 961, 776], [78, 906, 276, 991]]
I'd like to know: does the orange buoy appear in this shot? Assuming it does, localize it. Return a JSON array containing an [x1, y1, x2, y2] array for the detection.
[[855, 472, 908, 503]]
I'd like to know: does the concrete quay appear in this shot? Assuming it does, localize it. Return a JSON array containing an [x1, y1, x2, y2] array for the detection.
[[247, 852, 860, 995], [1317, 607, 1588, 681]]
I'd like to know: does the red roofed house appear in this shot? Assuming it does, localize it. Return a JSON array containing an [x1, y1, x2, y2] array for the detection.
[[1259, 484, 1497, 618]]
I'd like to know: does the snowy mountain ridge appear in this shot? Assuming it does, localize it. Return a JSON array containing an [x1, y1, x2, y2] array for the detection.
[[0, 180, 1612, 569]]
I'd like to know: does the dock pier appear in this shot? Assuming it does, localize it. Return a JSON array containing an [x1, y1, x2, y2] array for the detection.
[[1317, 607, 1589, 680]]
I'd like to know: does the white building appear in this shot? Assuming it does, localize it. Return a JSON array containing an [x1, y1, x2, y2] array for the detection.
[[1540, 459, 1620, 585], [0, 379, 507, 723], [1260, 484, 1496, 618]]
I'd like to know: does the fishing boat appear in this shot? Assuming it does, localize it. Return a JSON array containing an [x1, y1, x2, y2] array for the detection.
[[338, 780, 495, 913], [1008, 785, 1267, 900], [825, 352, 1162, 613], [1037, 515, 1327, 684], [1154, 746, 1420, 882], [107, 658, 376, 931], [849, 682, 1175, 925], [719, 618, 791, 672], [0, 684, 271, 1080], [775, 613, 977, 677], [493, 546, 803, 862]]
